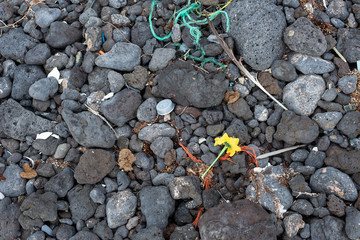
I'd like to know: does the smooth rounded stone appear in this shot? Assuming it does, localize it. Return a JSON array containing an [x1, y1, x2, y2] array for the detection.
[[225, 0, 286, 70], [345, 206, 360, 239], [44, 52, 69, 73], [32, 136, 59, 155], [233, 83, 250, 97], [206, 124, 224, 137], [338, 75, 358, 94], [312, 112, 343, 132], [36, 162, 56, 178], [337, 28, 360, 63], [139, 186, 175, 230], [131, 21, 153, 48], [331, 17, 345, 28], [45, 22, 82, 48], [327, 194, 346, 217], [20, 192, 58, 224], [289, 53, 335, 74], [0, 197, 21, 239], [228, 98, 253, 120], [81, 51, 96, 74], [27, 230, 46, 240], [35, 8, 61, 28], [109, 0, 127, 8], [74, 149, 115, 184], [104, 177, 118, 193], [0, 29, 38, 62], [11, 64, 46, 100], [152, 173, 175, 186], [24, 43, 51, 65], [283, 17, 327, 56], [79, 8, 97, 25], [101, 89, 142, 127], [149, 48, 176, 72], [69, 231, 100, 240], [68, 185, 97, 223], [125, 216, 138, 230], [283, 75, 325, 116], [274, 111, 319, 145], [311, 216, 348, 239], [61, 109, 116, 148], [135, 152, 154, 171], [305, 150, 326, 168], [0, 165, 26, 197], [324, 149, 360, 174], [1, 139, 19, 153], [54, 143, 71, 159], [44, 167, 74, 198], [113, 27, 131, 43], [348, 13, 358, 28], [300, 224, 310, 239], [90, 188, 106, 204], [194, 127, 206, 137], [221, 154, 247, 174], [138, 123, 176, 142], [29, 77, 58, 101], [327, 0, 349, 21], [283, 0, 300, 8], [7, 153, 22, 164], [254, 105, 269, 122], [95, 42, 141, 71], [169, 176, 202, 205], [0, 1, 13, 20], [131, 226, 165, 240], [123, 66, 148, 90], [202, 189, 220, 210], [117, 170, 130, 191], [337, 111, 360, 138], [108, 70, 125, 93], [283, 213, 305, 238], [199, 199, 276, 240], [56, 223, 76, 239], [290, 149, 309, 162], [152, 60, 228, 108], [106, 189, 137, 229], [170, 224, 199, 240], [322, 88, 338, 102], [246, 165, 293, 217], [310, 167, 358, 201], [150, 137, 173, 159], [0, 77, 12, 99], [290, 199, 314, 216]]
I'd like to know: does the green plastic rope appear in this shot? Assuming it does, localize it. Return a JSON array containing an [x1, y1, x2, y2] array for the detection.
[[149, 0, 230, 69]]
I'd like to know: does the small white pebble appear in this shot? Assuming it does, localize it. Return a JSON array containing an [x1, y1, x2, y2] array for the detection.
[[0, 192, 5, 200]]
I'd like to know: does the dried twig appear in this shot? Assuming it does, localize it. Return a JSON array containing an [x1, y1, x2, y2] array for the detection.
[[256, 145, 306, 160], [205, 14, 288, 111], [333, 47, 347, 63]]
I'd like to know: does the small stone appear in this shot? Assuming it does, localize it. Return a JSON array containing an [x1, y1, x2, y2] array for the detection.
[[150, 137, 173, 158], [68, 185, 97, 223], [345, 206, 360, 239], [312, 112, 343, 131], [338, 75, 358, 94], [337, 111, 360, 138], [149, 48, 177, 72], [0, 77, 12, 99], [35, 8, 61, 28], [123, 65, 148, 90], [29, 77, 58, 101], [90, 188, 106, 204], [0, 165, 26, 197], [311, 216, 348, 239], [44, 167, 74, 198], [54, 143, 71, 159], [257, 72, 283, 95], [108, 70, 125, 93], [228, 98, 253, 120], [254, 105, 269, 122], [284, 213, 305, 238], [138, 123, 176, 142], [24, 43, 51, 65], [117, 170, 130, 191], [327, 194, 346, 217], [289, 53, 335, 74], [45, 22, 82, 49], [271, 60, 298, 82], [111, 14, 130, 26], [169, 176, 202, 205], [327, 0, 349, 21], [291, 199, 314, 216]]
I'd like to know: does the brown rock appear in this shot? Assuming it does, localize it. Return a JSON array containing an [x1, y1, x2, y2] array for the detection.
[[118, 149, 136, 172], [175, 105, 202, 118], [164, 149, 176, 167], [334, 57, 351, 77], [324, 149, 360, 174], [74, 149, 115, 184], [327, 194, 346, 217], [198, 199, 276, 240], [258, 72, 283, 95]]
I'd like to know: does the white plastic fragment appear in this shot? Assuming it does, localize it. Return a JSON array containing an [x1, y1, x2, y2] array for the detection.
[[103, 92, 114, 101], [198, 138, 206, 144], [36, 132, 60, 140], [0, 192, 5, 200], [253, 163, 272, 173], [47, 67, 60, 82]]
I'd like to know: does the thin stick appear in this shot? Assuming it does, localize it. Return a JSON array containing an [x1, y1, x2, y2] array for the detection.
[[333, 47, 347, 63], [85, 104, 119, 139], [205, 14, 288, 111], [256, 144, 306, 160]]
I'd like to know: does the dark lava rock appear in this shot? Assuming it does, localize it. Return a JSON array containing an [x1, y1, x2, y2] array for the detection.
[[101, 89, 142, 127], [289, 53, 335, 75], [68, 185, 97, 223], [139, 186, 175, 230], [29, 77, 58, 101], [170, 224, 199, 240], [131, 21, 153, 48], [337, 28, 360, 63], [0, 99, 55, 141], [327, 194, 346, 217], [152, 60, 228, 108], [225, 119, 249, 144], [61, 109, 116, 148], [228, 98, 253, 120], [283, 17, 327, 56], [0, 76, 12, 99], [45, 22, 82, 48], [324, 149, 360, 174], [311, 216, 348, 240], [20, 192, 57, 227], [274, 111, 319, 145], [130, 226, 165, 240], [11, 64, 46, 100], [310, 167, 358, 201], [106, 189, 137, 228], [271, 60, 298, 82], [258, 72, 283, 95], [283, 213, 305, 238], [327, 0, 349, 21], [337, 111, 360, 138], [74, 149, 115, 184], [44, 167, 74, 198], [56, 223, 76, 240], [93, 220, 113, 240], [95, 42, 141, 71], [246, 165, 293, 217], [283, 75, 325, 116], [169, 176, 202, 205], [0, 197, 21, 240], [123, 65, 148, 90], [312, 112, 343, 131], [137, 97, 157, 123], [24, 43, 51, 65], [0, 165, 26, 197], [0, 29, 38, 61], [0, 1, 13, 20], [198, 199, 276, 240], [226, 0, 286, 70], [290, 199, 314, 216], [150, 137, 173, 159], [32, 136, 60, 156], [69, 231, 100, 240], [138, 123, 176, 142], [345, 206, 360, 239]]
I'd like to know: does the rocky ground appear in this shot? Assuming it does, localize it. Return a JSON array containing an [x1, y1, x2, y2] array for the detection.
[[0, 0, 360, 239]]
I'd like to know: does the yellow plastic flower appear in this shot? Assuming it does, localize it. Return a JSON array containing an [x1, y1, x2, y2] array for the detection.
[[214, 133, 241, 157]]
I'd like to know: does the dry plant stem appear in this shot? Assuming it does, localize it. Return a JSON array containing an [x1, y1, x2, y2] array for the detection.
[[85, 104, 119, 139], [102, 20, 131, 43], [256, 144, 306, 160], [332, 47, 347, 63], [206, 14, 288, 111]]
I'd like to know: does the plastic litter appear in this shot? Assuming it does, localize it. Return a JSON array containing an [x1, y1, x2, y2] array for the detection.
[[156, 99, 175, 115]]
